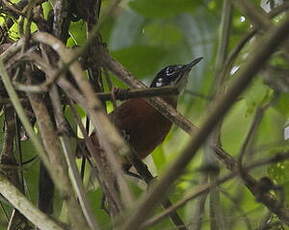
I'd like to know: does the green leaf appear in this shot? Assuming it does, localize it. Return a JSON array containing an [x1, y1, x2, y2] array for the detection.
[[112, 45, 167, 77], [109, 10, 144, 50], [273, 93, 289, 117], [143, 22, 184, 46], [221, 100, 252, 153], [21, 140, 40, 204], [42, 1, 52, 19], [152, 146, 167, 172], [68, 20, 87, 46], [128, 0, 200, 18], [87, 189, 111, 228], [268, 161, 289, 203], [244, 78, 270, 115]]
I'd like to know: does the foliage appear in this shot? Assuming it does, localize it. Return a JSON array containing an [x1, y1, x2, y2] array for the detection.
[[0, 0, 289, 229]]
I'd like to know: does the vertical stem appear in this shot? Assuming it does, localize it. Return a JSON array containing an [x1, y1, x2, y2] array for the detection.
[[207, 1, 232, 229]]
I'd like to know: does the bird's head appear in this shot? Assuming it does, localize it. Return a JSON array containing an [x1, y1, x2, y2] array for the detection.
[[150, 57, 203, 92]]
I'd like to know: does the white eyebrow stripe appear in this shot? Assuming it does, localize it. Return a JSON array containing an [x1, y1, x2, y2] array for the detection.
[[166, 69, 175, 75]]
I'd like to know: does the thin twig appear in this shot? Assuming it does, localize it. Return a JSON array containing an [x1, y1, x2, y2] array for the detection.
[[142, 151, 289, 228], [28, 89, 89, 229], [120, 13, 289, 230], [49, 86, 100, 230], [0, 58, 50, 172], [221, 1, 289, 86], [99, 47, 199, 134], [34, 0, 123, 88], [207, 1, 232, 229], [13, 75, 179, 100], [233, 0, 272, 29], [238, 104, 270, 165], [32, 32, 134, 212], [0, 173, 65, 230], [126, 156, 188, 230]]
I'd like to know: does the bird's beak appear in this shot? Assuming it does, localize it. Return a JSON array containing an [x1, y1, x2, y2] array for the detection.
[[184, 57, 203, 71], [175, 57, 203, 85]]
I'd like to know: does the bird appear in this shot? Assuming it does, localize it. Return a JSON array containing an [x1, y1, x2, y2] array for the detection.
[[90, 57, 203, 170]]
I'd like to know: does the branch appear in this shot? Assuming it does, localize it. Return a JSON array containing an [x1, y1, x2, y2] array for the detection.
[[221, 1, 289, 86], [32, 32, 134, 213], [127, 156, 187, 230], [120, 13, 289, 230], [207, 1, 233, 229], [233, 0, 272, 29], [49, 86, 100, 230], [0, 173, 65, 230], [142, 151, 289, 228], [28, 91, 90, 230], [99, 47, 199, 134], [0, 58, 51, 172]]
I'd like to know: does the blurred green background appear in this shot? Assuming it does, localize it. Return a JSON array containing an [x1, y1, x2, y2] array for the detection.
[[1, 0, 289, 229]]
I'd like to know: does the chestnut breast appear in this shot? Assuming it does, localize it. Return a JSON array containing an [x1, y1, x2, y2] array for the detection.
[[109, 97, 177, 160]]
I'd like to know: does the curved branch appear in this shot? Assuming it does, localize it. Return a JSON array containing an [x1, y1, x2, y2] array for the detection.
[[32, 32, 134, 212], [120, 13, 289, 230], [0, 173, 65, 230]]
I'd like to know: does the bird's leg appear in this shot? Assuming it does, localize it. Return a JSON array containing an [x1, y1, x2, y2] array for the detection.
[[126, 152, 157, 184], [123, 167, 143, 180]]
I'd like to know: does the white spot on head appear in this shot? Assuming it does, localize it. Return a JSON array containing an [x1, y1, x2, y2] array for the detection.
[[155, 78, 164, 87], [156, 82, 163, 87]]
